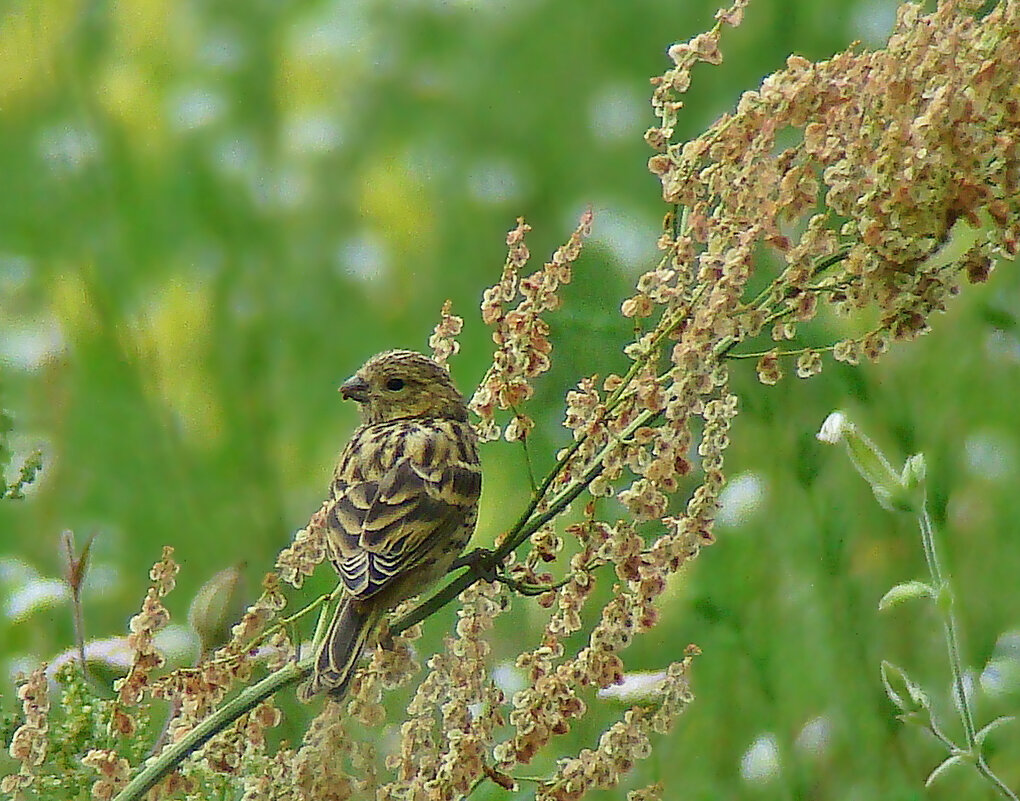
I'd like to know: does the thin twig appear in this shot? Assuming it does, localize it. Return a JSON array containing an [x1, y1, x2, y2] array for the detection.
[[61, 530, 88, 675], [727, 344, 836, 360], [917, 499, 1016, 799], [509, 405, 539, 494]]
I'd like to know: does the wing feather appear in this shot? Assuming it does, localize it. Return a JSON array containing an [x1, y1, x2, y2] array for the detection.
[[325, 420, 480, 602]]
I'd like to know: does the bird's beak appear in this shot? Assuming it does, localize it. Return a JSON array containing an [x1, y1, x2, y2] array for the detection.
[[339, 374, 370, 402]]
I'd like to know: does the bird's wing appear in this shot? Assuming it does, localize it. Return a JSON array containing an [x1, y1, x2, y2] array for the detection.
[[325, 422, 481, 600]]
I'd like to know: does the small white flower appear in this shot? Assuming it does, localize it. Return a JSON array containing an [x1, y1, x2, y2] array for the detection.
[[816, 411, 848, 444]]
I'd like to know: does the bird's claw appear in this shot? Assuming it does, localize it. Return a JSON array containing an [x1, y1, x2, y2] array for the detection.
[[451, 547, 497, 582], [376, 619, 394, 651]]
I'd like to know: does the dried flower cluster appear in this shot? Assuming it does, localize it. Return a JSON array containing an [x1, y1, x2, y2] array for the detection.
[[4, 1, 1018, 799], [375, 581, 506, 798], [82, 749, 136, 801], [109, 546, 178, 744], [536, 657, 695, 801], [470, 210, 594, 443], [429, 299, 464, 369], [116, 544, 294, 797], [275, 503, 329, 592], [647, 0, 1018, 386], [2, 665, 50, 795]]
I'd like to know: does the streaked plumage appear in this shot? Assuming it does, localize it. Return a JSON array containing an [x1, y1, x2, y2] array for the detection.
[[299, 350, 481, 701]]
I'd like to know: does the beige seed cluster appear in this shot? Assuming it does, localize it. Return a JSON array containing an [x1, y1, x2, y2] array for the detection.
[[470, 211, 594, 443], [2, 665, 50, 795]]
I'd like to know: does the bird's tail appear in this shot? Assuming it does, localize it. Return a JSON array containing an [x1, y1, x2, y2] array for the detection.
[[299, 596, 378, 702]]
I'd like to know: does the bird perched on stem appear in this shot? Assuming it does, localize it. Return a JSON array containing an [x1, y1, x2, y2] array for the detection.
[[299, 349, 482, 701]]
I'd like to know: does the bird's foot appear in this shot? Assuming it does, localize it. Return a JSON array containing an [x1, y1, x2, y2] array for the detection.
[[451, 547, 497, 582], [376, 618, 394, 651]]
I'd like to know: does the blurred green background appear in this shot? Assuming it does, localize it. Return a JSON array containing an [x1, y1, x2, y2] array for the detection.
[[2, 0, 1019, 797]]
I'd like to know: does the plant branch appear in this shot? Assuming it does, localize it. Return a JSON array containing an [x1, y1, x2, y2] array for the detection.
[[918, 503, 1014, 800], [113, 660, 308, 801], [728, 344, 836, 360]]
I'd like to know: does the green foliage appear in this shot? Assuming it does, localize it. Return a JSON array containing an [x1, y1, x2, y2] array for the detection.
[[826, 419, 1016, 798], [0, 408, 43, 500]]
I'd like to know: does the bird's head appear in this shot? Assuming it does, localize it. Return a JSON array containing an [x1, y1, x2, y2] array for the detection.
[[340, 350, 469, 424]]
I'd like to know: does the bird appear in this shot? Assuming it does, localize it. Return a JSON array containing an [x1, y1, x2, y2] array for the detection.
[[299, 349, 482, 701]]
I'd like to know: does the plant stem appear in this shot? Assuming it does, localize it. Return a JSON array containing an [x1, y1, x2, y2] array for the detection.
[[112, 660, 307, 801], [918, 502, 1018, 800], [62, 531, 88, 674], [918, 505, 974, 749]]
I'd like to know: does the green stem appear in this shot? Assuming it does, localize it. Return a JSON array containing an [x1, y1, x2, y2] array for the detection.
[[728, 344, 835, 360], [812, 248, 851, 275], [918, 505, 974, 748], [978, 759, 1020, 801], [918, 503, 1018, 800], [508, 404, 539, 494], [112, 660, 308, 801]]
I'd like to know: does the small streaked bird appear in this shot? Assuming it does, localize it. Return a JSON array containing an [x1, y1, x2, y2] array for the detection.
[[299, 349, 482, 701]]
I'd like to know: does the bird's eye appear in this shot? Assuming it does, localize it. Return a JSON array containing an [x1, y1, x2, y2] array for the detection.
[[385, 377, 406, 391]]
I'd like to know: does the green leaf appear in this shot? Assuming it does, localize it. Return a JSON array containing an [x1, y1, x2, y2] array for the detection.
[[975, 715, 1016, 747], [878, 580, 936, 612], [188, 564, 247, 655], [881, 660, 930, 715], [935, 583, 955, 616], [900, 453, 926, 493], [925, 754, 967, 787]]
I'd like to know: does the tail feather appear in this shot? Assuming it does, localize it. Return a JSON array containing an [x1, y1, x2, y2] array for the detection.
[[300, 597, 378, 701]]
